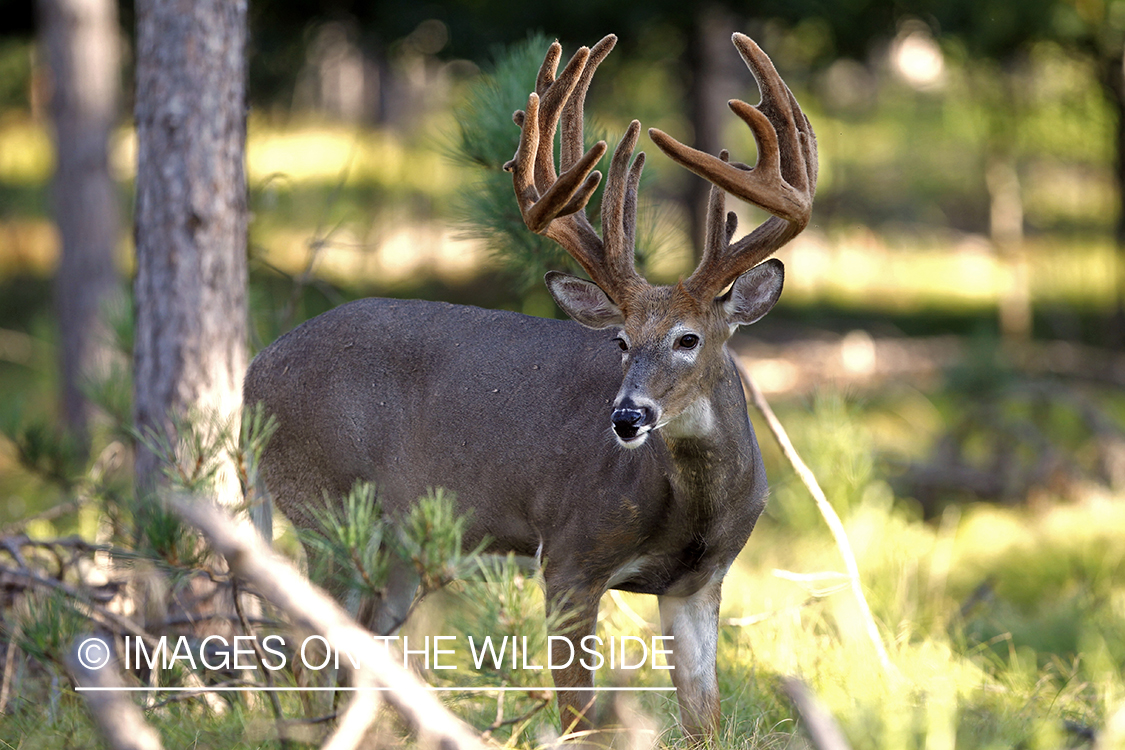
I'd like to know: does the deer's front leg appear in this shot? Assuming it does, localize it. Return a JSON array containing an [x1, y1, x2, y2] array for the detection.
[[658, 576, 723, 738], [545, 575, 603, 737]]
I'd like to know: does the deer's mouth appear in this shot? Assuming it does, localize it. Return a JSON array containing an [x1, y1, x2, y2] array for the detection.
[[612, 406, 655, 448]]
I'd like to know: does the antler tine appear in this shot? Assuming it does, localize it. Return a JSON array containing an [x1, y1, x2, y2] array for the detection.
[[508, 91, 605, 234], [622, 150, 645, 259], [648, 33, 817, 299], [508, 35, 651, 305], [702, 150, 734, 266], [602, 120, 646, 291], [533, 42, 590, 192], [694, 149, 788, 295], [729, 33, 817, 196], [561, 35, 616, 172], [535, 40, 562, 94], [558, 34, 647, 298]]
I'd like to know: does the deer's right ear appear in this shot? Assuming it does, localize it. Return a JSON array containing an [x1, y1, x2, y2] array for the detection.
[[545, 271, 626, 329]]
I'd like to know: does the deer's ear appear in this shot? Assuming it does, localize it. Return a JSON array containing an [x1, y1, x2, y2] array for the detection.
[[546, 271, 625, 329], [720, 259, 784, 328]]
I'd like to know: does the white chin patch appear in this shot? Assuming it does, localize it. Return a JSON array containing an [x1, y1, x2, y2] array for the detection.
[[660, 397, 716, 440], [615, 427, 652, 449]]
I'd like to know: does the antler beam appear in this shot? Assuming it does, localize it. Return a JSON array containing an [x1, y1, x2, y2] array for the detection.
[[649, 33, 818, 300]]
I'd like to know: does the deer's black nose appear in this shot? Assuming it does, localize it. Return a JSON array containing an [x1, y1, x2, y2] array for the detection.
[[611, 407, 651, 440]]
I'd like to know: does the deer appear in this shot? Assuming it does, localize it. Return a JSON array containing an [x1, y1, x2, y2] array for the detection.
[[243, 32, 816, 739]]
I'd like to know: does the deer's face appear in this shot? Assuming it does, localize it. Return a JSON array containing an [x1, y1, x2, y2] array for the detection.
[[546, 260, 784, 449]]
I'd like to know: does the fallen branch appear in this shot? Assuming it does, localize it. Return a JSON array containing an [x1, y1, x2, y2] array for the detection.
[[171, 495, 489, 750], [0, 500, 87, 537], [734, 358, 894, 677], [232, 577, 292, 749], [721, 597, 816, 628], [145, 678, 259, 710], [781, 677, 853, 750], [0, 622, 21, 715], [66, 638, 166, 750], [482, 691, 552, 739], [3, 565, 228, 714], [1, 566, 152, 642]]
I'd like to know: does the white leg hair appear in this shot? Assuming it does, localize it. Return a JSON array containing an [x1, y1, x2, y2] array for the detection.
[[658, 575, 723, 738]]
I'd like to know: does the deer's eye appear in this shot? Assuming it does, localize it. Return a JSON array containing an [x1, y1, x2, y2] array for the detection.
[[677, 334, 700, 350], [614, 337, 629, 352]]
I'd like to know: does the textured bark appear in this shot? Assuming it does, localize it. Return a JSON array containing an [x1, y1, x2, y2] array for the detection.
[[38, 0, 122, 444], [133, 0, 248, 501]]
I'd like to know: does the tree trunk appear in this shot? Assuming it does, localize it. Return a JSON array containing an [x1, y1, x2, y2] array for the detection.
[[686, 7, 741, 264], [1096, 44, 1125, 348], [133, 0, 248, 503], [38, 0, 122, 446], [986, 154, 1031, 341], [1110, 50, 1125, 347]]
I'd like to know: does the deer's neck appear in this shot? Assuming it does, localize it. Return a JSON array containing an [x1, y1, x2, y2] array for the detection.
[[659, 355, 755, 503]]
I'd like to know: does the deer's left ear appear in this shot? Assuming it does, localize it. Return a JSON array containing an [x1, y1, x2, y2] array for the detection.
[[720, 259, 784, 328]]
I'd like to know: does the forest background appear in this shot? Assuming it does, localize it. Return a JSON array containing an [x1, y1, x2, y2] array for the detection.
[[1, 0, 1125, 747]]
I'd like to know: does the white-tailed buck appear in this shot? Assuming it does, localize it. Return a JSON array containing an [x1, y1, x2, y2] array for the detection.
[[244, 32, 816, 738]]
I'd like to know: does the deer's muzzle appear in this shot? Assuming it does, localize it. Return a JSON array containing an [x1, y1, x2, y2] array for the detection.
[[612, 403, 656, 446]]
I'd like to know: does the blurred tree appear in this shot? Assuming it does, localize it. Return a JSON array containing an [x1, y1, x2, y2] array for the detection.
[[667, 0, 1120, 341], [247, 0, 716, 256], [903, 0, 1125, 341], [37, 0, 124, 447], [1052, 1, 1125, 340], [132, 0, 248, 502]]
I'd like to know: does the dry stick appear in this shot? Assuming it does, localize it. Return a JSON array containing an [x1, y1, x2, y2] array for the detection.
[[322, 678, 381, 750], [0, 440, 127, 536], [734, 358, 894, 676], [66, 639, 166, 750], [287, 712, 340, 727], [0, 499, 85, 536], [484, 695, 552, 737], [0, 566, 152, 641], [0, 621, 21, 715], [0, 565, 227, 714], [146, 679, 258, 710], [722, 597, 816, 628], [781, 677, 854, 750], [231, 578, 293, 749], [171, 496, 489, 750]]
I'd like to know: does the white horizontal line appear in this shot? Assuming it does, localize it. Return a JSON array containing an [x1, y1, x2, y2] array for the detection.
[[75, 686, 676, 693]]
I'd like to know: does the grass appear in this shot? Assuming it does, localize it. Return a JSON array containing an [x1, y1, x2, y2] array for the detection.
[[1, 376, 1123, 748]]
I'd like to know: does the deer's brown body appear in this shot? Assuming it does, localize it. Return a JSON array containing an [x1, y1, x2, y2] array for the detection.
[[245, 32, 816, 739], [247, 297, 767, 589]]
